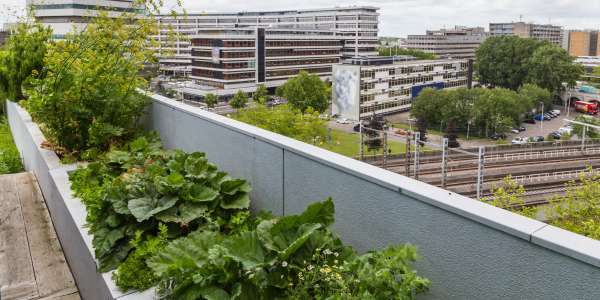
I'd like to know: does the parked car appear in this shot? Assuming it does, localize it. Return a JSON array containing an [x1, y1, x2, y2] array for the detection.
[[553, 110, 561, 115], [274, 100, 282, 105], [524, 119, 536, 124], [512, 137, 529, 144], [267, 103, 277, 108], [354, 124, 361, 132], [517, 126, 526, 131], [266, 97, 275, 102], [510, 127, 520, 134], [549, 131, 563, 139], [395, 129, 409, 135], [491, 133, 507, 141], [532, 136, 545, 142], [546, 112, 557, 118], [544, 113, 555, 119], [533, 114, 550, 121], [337, 118, 349, 124], [320, 114, 330, 120], [558, 126, 573, 135]]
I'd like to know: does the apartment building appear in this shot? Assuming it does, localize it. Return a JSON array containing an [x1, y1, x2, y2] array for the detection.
[[155, 6, 379, 76], [27, 0, 141, 39], [172, 27, 341, 101], [489, 22, 563, 47], [332, 57, 472, 120], [562, 30, 600, 56], [406, 26, 488, 59]]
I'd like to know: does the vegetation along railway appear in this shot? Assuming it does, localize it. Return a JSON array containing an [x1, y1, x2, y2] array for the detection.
[[362, 142, 600, 205]]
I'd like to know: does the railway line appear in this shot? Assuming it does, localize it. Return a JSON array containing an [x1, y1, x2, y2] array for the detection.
[[367, 143, 600, 204]]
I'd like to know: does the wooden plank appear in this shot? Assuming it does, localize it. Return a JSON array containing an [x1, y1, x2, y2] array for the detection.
[[36, 286, 80, 300], [42, 291, 81, 300], [17, 172, 77, 298], [0, 174, 39, 300]]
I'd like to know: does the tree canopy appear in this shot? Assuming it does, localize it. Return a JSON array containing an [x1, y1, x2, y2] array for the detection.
[[204, 93, 218, 109], [475, 35, 584, 92], [410, 85, 553, 138], [277, 70, 331, 113], [229, 90, 249, 116], [377, 46, 437, 60], [0, 10, 52, 102], [252, 83, 268, 102]]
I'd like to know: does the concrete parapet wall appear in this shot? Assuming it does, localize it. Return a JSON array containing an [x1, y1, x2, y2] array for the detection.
[[5, 100, 153, 300], [141, 95, 600, 299], [7, 95, 600, 299]]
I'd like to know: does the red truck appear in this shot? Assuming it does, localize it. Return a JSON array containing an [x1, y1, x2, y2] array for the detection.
[[574, 101, 599, 115]]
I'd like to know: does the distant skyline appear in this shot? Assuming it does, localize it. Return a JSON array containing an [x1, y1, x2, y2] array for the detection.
[[2, 0, 599, 37]]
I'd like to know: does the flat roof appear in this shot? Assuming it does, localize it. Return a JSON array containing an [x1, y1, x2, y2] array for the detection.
[[158, 6, 380, 16]]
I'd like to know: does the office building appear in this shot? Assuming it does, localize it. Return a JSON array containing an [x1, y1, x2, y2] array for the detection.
[[170, 27, 341, 101], [332, 57, 472, 120], [489, 22, 563, 47], [154, 6, 380, 76], [406, 26, 488, 59], [563, 30, 600, 56], [28, 0, 141, 39], [0, 30, 11, 47]]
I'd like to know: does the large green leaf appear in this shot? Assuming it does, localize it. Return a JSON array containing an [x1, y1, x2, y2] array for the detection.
[[92, 226, 126, 257], [210, 172, 232, 186], [128, 139, 149, 153], [270, 223, 321, 261], [172, 202, 208, 225], [237, 282, 262, 300], [128, 194, 178, 222], [167, 172, 185, 188], [106, 186, 130, 215], [97, 238, 131, 273], [221, 179, 252, 195], [104, 150, 131, 165], [256, 219, 277, 245], [269, 198, 335, 236], [224, 231, 277, 270], [289, 229, 333, 263], [145, 164, 165, 178], [141, 130, 163, 152], [182, 185, 220, 202], [172, 279, 204, 300], [298, 197, 335, 228], [147, 231, 224, 276], [154, 206, 179, 222], [220, 192, 250, 210], [199, 286, 230, 300]]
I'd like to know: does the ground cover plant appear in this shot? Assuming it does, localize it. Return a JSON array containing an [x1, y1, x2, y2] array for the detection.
[[0, 116, 22, 174], [69, 131, 253, 287]]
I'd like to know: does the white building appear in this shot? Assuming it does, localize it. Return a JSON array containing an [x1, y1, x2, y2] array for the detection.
[[28, 0, 140, 39], [332, 57, 472, 120]]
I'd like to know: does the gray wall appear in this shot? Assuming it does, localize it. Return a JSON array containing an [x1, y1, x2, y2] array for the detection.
[[142, 95, 600, 299]]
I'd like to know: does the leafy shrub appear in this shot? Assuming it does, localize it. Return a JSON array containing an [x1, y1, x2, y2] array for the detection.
[[544, 167, 600, 240], [22, 1, 182, 160], [69, 131, 252, 277], [480, 175, 539, 219], [148, 198, 431, 300]]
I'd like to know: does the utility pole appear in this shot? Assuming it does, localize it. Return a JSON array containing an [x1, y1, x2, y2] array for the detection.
[[441, 138, 448, 189], [382, 125, 387, 169], [359, 120, 363, 161], [405, 131, 411, 177], [414, 132, 420, 180]]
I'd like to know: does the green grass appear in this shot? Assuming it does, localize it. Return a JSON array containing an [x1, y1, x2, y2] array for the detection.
[[0, 116, 23, 174], [317, 129, 426, 157]]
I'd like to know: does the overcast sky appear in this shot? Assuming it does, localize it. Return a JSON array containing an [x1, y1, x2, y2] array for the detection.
[[2, 0, 599, 37]]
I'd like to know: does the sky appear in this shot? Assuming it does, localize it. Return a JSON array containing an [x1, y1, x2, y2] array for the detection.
[[2, 0, 599, 37]]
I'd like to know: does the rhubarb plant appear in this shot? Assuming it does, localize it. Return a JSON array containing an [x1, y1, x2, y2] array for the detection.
[[69, 131, 252, 274]]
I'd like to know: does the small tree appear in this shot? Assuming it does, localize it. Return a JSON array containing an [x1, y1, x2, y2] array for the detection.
[[252, 83, 268, 102], [166, 89, 178, 99], [416, 112, 428, 143], [275, 85, 286, 98], [546, 135, 555, 142], [204, 93, 218, 111], [561, 131, 571, 141], [494, 138, 508, 145], [481, 175, 539, 219], [230, 89, 249, 117], [278, 71, 331, 113], [300, 107, 335, 146], [362, 115, 382, 156], [443, 118, 460, 148]]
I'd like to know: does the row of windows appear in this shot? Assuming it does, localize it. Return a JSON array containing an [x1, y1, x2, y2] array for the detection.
[[345, 40, 379, 45], [388, 88, 413, 97], [360, 62, 467, 78], [193, 60, 213, 67], [360, 75, 435, 90], [336, 24, 378, 29], [266, 49, 339, 57], [266, 66, 332, 77], [360, 98, 412, 114], [222, 51, 255, 58], [265, 40, 340, 47], [193, 50, 212, 57], [192, 39, 214, 47], [33, 4, 144, 13], [338, 32, 378, 37], [260, 18, 277, 23], [223, 61, 256, 69], [195, 79, 224, 88], [225, 72, 255, 80], [266, 31, 335, 36], [223, 40, 255, 47], [444, 79, 468, 88], [266, 58, 339, 66], [193, 69, 214, 78]]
